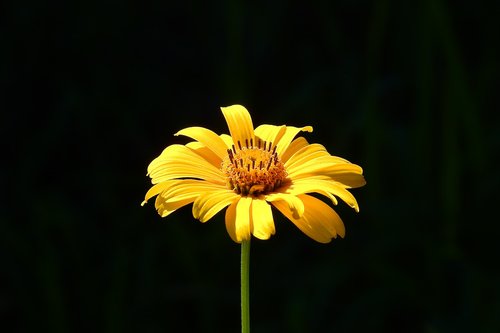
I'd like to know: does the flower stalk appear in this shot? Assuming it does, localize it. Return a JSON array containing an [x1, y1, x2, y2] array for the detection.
[[241, 239, 251, 333], [142, 104, 366, 332]]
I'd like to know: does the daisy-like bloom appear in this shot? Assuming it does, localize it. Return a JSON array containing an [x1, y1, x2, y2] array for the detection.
[[142, 105, 366, 243]]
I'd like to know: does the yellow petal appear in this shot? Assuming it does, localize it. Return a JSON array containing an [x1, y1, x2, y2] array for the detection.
[[301, 194, 345, 238], [280, 137, 309, 164], [286, 179, 360, 212], [145, 179, 227, 216], [142, 181, 172, 206], [254, 124, 286, 146], [144, 179, 214, 206], [283, 180, 339, 206], [192, 190, 239, 222], [284, 143, 331, 169], [150, 165, 225, 185], [186, 141, 221, 169], [235, 196, 252, 242], [265, 192, 304, 219], [147, 144, 226, 184], [155, 195, 195, 218], [221, 105, 255, 147], [293, 172, 366, 189], [275, 125, 313, 157], [161, 179, 227, 203], [323, 168, 367, 189], [285, 143, 349, 170], [251, 198, 275, 240], [328, 183, 360, 212], [289, 160, 363, 182], [225, 199, 239, 242], [272, 194, 345, 243], [220, 134, 234, 148], [175, 127, 228, 160], [147, 144, 218, 174], [285, 143, 359, 177]]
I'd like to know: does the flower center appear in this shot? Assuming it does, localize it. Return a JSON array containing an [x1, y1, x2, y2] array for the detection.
[[222, 138, 287, 196]]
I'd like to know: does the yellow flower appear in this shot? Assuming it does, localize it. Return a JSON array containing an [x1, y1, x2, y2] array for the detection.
[[142, 105, 366, 243]]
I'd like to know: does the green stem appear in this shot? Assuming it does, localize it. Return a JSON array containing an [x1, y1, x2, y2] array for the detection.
[[241, 239, 251, 333]]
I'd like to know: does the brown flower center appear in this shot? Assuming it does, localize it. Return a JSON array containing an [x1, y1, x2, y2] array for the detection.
[[222, 138, 287, 196]]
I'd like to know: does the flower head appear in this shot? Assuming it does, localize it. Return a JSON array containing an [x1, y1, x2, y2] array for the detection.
[[143, 105, 365, 243]]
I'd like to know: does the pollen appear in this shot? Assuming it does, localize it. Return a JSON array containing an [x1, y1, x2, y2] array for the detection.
[[221, 138, 287, 196]]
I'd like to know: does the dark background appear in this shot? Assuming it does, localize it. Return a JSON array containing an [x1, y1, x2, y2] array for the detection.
[[2, 0, 499, 332]]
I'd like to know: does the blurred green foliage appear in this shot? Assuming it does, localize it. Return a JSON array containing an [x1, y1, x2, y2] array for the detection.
[[2, 0, 499, 332]]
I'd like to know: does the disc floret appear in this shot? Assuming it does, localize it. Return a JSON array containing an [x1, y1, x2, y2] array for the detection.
[[222, 138, 287, 196]]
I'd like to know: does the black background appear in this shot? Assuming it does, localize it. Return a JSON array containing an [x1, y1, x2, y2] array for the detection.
[[2, 0, 499, 332]]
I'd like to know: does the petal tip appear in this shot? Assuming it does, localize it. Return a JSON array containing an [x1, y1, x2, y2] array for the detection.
[[292, 210, 302, 219], [220, 104, 247, 110], [303, 126, 313, 132]]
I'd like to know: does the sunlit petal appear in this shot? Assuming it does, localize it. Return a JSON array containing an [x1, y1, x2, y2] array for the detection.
[[225, 199, 239, 242], [286, 178, 360, 212], [142, 181, 172, 206], [322, 167, 367, 189], [282, 180, 339, 206], [280, 137, 309, 163], [289, 160, 364, 183], [235, 196, 252, 242], [275, 125, 313, 157], [150, 165, 225, 185], [285, 144, 348, 171], [284, 144, 330, 169], [155, 195, 195, 218], [221, 105, 255, 146], [144, 179, 223, 206], [193, 190, 239, 222], [251, 198, 275, 240], [147, 144, 226, 184], [175, 127, 228, 159], [185, 141, 221, 169], [220, 134, 234, 149], [160, 179, 226, 203], [265, 192, 304, 219], [272, 194, 345, 243], [254, 124, 286, 146]]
